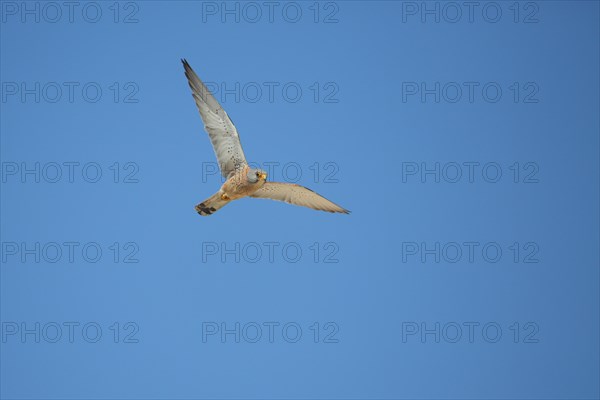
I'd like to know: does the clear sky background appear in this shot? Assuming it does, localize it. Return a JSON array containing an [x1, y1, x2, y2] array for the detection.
[[1, 1, 599, 399]]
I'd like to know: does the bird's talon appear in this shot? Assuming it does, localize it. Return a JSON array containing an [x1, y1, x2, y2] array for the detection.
[[221, 193, 229, 201]]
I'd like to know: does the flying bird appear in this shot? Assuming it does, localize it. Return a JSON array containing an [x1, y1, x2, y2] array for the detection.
[[182, 59, 349, 216]]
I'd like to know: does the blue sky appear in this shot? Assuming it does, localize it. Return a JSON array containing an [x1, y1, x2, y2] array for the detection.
[[1, 1, 599, 399]]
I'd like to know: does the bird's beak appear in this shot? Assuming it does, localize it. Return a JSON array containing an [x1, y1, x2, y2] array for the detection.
[[260, 173, 267, 180]]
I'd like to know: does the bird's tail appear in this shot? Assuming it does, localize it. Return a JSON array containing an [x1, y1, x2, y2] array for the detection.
[[195, 191, 230, 216]]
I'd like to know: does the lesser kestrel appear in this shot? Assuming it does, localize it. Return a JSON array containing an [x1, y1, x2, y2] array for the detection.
[[182, 59, 349, 216]]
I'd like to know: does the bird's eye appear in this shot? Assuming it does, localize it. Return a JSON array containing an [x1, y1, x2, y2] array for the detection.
[[256, 172, 260, 177]]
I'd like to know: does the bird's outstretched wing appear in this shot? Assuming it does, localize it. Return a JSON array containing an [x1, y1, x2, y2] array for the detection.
[[251, 182, 349, 214], [182, 59, 247, 178]]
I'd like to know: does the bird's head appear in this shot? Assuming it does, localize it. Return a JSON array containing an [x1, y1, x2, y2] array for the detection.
[[247, 168, 267, 184]]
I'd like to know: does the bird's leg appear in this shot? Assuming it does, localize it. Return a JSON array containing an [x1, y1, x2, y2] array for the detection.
[[221, 193, 230, 201]]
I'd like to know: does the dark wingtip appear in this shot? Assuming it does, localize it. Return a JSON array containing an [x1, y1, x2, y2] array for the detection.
[[195, 203, 214, 216]]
